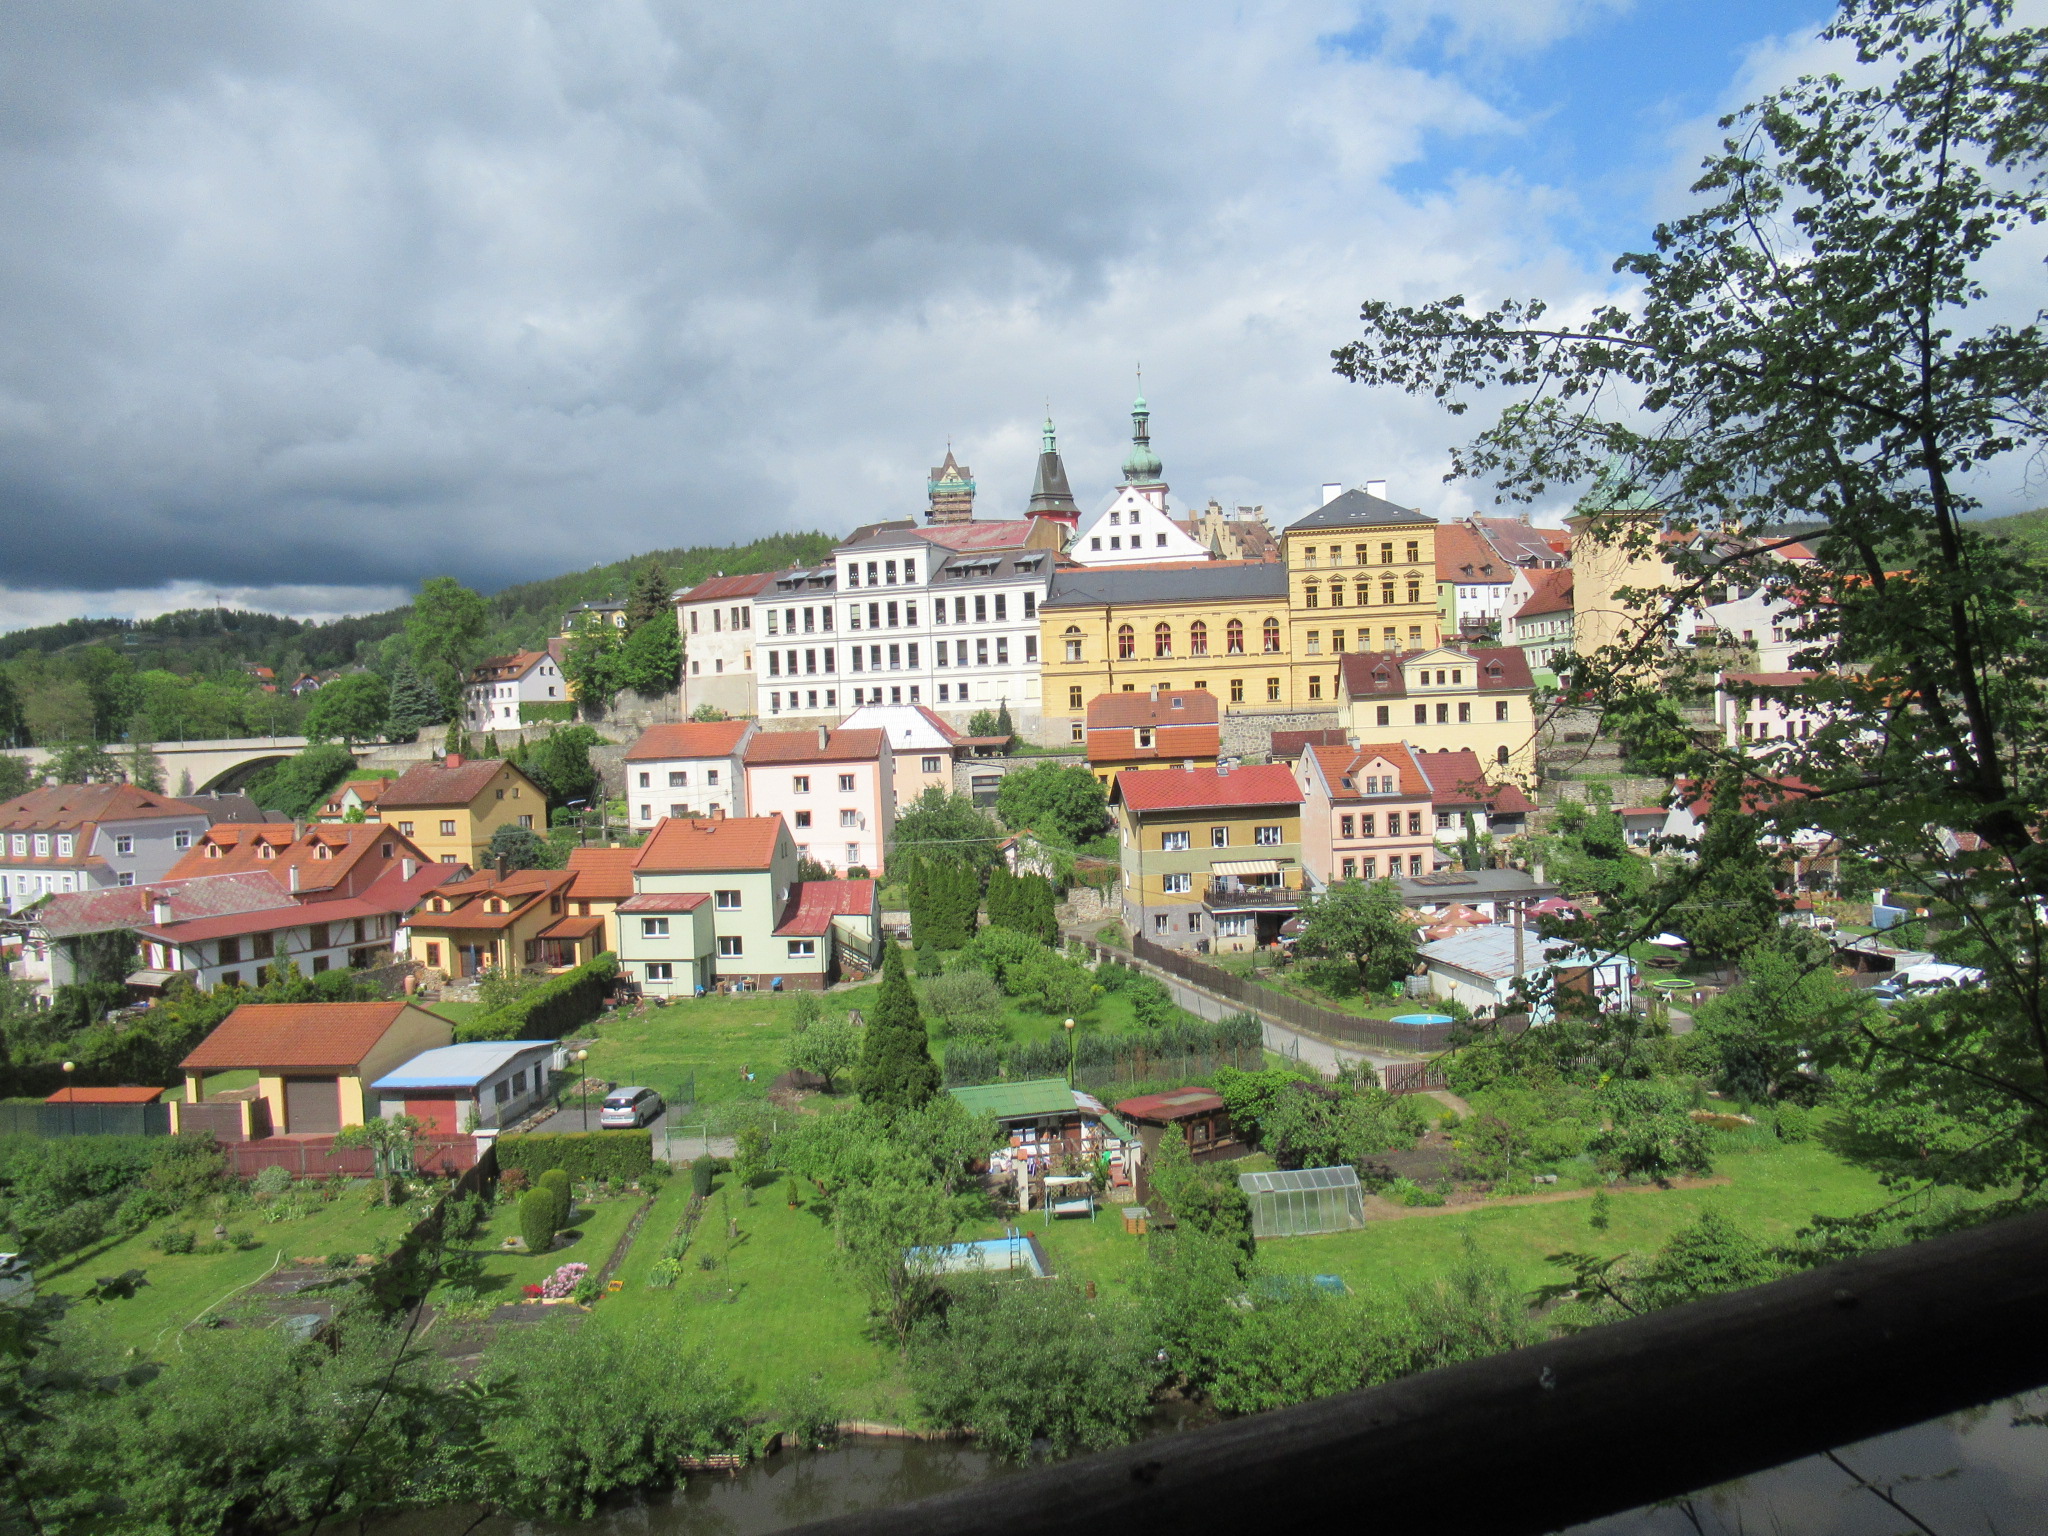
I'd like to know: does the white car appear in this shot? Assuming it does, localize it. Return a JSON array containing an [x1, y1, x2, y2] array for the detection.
[[599, 1087, 663, 1129]]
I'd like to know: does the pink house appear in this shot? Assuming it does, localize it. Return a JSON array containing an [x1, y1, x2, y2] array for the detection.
[[742, 727, 895, 875], [1296, 741, 1441, 886]]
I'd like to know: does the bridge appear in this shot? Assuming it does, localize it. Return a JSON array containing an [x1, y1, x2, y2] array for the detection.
[[17, 737, 377, 794]]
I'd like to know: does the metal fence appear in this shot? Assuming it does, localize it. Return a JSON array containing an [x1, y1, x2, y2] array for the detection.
[[1112, 935, 1459, 1053], [218, 1135, 480, 1181], [0, 1101, 171, 1138]]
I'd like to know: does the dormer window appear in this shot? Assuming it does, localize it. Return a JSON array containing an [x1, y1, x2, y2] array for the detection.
[[314, 844, 331, 859], [258, 844, 276, 860], [487, 899, 502, 914], [207, 844, 223, 859]]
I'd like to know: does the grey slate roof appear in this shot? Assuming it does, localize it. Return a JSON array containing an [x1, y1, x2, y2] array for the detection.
[[1284, 488, 1437, 533], [1041, 561, 1289, 610]]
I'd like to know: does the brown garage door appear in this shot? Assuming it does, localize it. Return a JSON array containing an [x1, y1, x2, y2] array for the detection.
[[283, 1077, 342, 1134]]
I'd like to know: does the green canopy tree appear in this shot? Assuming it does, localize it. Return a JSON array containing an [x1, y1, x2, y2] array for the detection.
[[1294, 878, 1417, 991], [994, 764, 1109, 845], [614, 613, 681, 697], [246, 744, 358, 819], [405, 577, 488, 714], [891, 787, 1002, 872], [303, 672, 390, 746], [623, 560, 673, 632], [47, 741, 123, 785], [1650, 779, 1785, 966], [857, 943, 941, 1115]]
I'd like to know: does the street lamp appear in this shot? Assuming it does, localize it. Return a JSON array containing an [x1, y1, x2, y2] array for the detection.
[[60, 1061, 75, 1137], [574, 1049, 590, 1131], [1063, 1018, 1076, 1087]]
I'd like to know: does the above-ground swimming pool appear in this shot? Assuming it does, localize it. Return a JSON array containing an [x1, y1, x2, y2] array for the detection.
[[1390, 1013, 1454, 1026], [908, 1234, 1050, 1278]]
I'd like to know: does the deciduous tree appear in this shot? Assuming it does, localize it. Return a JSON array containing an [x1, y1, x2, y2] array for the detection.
[[1294, 877, 1417, 991], [303, 671, 390, 746]]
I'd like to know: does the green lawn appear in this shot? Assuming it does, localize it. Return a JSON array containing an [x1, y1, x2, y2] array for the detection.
[[47, 1187, 420, 1352], [427, 1000, 486, 1031], [591, 1170, 911, 1419], [470, 1188, 645, 1297]]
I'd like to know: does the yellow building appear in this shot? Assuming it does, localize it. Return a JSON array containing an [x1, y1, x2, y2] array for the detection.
[[1281, 488, 1443, 706], [405, 867, 592, 978], [177, 1000, 452, 1135], [1568, 462, 1680, 668], [1084, 688, 1222, 790], [1039, 563, 1290, 741], [1111, 763, 1306, 952], [378, 753, 545, 867], [1037, 488, 1446, 738], [1336, 645, 1539, 783]]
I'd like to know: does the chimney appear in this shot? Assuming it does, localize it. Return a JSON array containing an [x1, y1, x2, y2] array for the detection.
[[1532, 862, 1546, 886], [288, 865, 300, 893], [1365, 479, 1388, 501], [445, 752, 464, 768], [292, 818, 306, 841], [497, 855, 510, 881], [152, 895, 172, 927], [1321, 482, 1342, 506], [401, 858, 417, 880], [818, 725, 829, 751]]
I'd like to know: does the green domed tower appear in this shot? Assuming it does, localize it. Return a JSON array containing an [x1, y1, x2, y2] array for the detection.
[[1120, 392, 1164, 488]]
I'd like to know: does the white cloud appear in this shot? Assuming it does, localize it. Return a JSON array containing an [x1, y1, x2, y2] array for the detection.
[[0, 583, 410, 634]]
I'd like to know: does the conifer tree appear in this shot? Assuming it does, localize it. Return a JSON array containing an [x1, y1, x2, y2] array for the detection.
[[993, 700, 1015, 745], [385, 658, 445, 738], [624, 560, 674, 633], [858, 942, 940, 1114]]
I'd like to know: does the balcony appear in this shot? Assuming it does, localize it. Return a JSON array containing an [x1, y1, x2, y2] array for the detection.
[[1203, 881, 1302, 911]]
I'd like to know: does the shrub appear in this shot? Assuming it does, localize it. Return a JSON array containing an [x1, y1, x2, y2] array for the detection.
[[572, 1273, 604, 1305], [1774, 1102, 1813, 1142], [459, 952, 618, 1042], [957, 926, 1042, 991], [519, 1188, 559, 1254], [919, 966, 1009, 1040], [539, 1167, 573, 1230], [542, 1261, 590, 1299], [690, 1158, 718, 1198], [1009, 953, 1096, 1017], [495, 1132, 653, 1183], [152, 1227, 196, 1254], [249, 1165, 293, 1198]]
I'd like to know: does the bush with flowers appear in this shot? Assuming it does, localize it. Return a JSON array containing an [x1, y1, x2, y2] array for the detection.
[[541, 1262, 589, 1300], [522, 1283, 544, 1299]]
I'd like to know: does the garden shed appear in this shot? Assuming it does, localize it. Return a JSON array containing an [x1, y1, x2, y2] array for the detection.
[[1238, 1165, 1367, 1239]]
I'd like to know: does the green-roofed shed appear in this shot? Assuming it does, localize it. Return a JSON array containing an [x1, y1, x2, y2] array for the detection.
[[950, 1079, 1078, 1121], [952, 1078, 1136, 1205]]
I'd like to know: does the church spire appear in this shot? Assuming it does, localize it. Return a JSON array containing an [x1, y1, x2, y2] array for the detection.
[[1120, 378, 1164, 487], [1027, 413, 1080, 522], [926, 446, 976, 523]]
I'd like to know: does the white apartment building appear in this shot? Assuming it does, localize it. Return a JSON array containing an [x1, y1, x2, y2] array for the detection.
[[463, 650, 568, 729], [754, 521, 1055, 727], [623, 719, 757, 832], [676, 569, 778, 719]]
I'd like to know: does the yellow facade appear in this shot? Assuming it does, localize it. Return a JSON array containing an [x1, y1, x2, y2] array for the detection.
[[1281, 520, 1442, 706], [1042, 593, 1291, 737], [1338, 647, 1538, 783], [384, 762, 543, 867], [1568, 511, 1678, 667], [1114, 798, 1306, 951]]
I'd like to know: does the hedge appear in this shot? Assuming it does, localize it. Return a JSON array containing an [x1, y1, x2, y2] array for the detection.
[[494, 1131, 654, 1182], [519, 701, 578, 724], [458, 952, 618, 1042]]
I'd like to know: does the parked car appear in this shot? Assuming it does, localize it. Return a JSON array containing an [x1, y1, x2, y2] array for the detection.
[[599, 1086, 664, 1129]]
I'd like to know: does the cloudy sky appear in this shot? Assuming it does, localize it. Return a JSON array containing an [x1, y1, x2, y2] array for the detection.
[[0, 0, 1936, 629]]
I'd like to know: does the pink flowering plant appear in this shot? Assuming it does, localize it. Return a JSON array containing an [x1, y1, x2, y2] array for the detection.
[[541, 1262, 589, 1300]]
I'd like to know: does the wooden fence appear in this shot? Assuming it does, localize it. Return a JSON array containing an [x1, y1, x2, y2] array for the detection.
[[218, 1134, 480, 1181], [1382, 1060, 1451, 1095], [1090, 935, 1459, 1053]]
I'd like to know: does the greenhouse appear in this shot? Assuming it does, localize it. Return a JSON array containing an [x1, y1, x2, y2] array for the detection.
[[1238, 1165, 1367, 1239]]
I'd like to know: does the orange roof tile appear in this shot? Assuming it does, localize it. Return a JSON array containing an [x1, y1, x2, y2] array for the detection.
[[1514, 568, 1575, 619], [635, 815, 786, 872], [1085, 689, 1221, 729], [624, 720, 754, 761], [1112, 764, 1302, 813], [1307, 742, 1432, 800], [181, 1002, 433, 1073], [380, 757, 533, 809], [166, 822, 424, 892], [680, 570, 783, 602], [744, 728, 886, 765], [565, 846, 638, 901]]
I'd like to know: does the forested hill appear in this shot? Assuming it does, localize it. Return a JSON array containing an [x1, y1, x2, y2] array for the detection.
[[1973, 508, 2048, 554], [0, 530, 838, 675]]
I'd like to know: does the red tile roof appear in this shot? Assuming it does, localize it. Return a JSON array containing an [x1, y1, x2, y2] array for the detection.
[[321, 778, 393, 815], [774, 879, 877, 936], [1269, 728, 1350, 762], [1514, 568, 1575, 619], [1412, 748, 1495, 807], [1115, 1087, 1225, 1122], [467, 649, 549, 684], [565, 846, 638, 901], [1085, 689, 1221, 729], [380, 757, 532, 809], [181, 1002, 435, 1073], [166, 822, 426, 893], [1435, 523, 1510, 584], [635, 815, 785, 872], [35, 871, 295, 939], [916, 521, 1044, 551], [624, 720, 754, 761], [680, 570, 783, 603], [744, 728, 886, 765], [0, 783, 202, 835], [1307, 742, 1432, 800], [1338, 646, 1534, 699], [617, 892, 712, 913], [47, 1086, 163, 1104], [1112, 764, 1302, 813], [138, 859, 461, 943]]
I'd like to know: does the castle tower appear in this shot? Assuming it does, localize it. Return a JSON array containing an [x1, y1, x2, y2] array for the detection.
[[926, 448, 976, 523], [1026, 415, 1081, 525]]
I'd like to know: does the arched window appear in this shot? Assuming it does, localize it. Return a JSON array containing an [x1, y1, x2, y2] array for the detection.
[[1189, 621, 1208, 656], [1303, 581, 1319, 609], [1154, 622, 1173, 658], [1117, 623, 1136, 660], [1226, 619, 1245, 654], [1262, 617, 1282, 653], [1496, 745, 1510, 765], [1381, 582, 1396, 606]]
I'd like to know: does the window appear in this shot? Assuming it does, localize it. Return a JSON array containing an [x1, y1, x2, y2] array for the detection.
[[1361, 814, 1377, 838], [1161, 830, 1191, 851], [1162, 872, 1192, 894], [1329, 580, 1344, 607], [1266, 677, 1281, 702], [1117, 624, 1136, 659], [1410, 854, 1425, 876], [1154, 913, 1169, 933], [1226, 618, 1245, 654], [114, 835, 133, 856], [795, 810, 811, 828], [1025, 635, 1036, 662], [641, 804, 653, 821], [1341, 857, 1357, 879], [1308, 675, 1322, 701], [793, 775, 810, 793], [718, 935, 744, 957], [1495, 698, 1512, 722], [1091, 537, 1102, 550], [838, 773, 855, 792], [715, 890, 741, 909], [1137, 727, 1154, 748], [995, 638, 1008, 664], [1408, 812, 1424, 836], [425, 942, 442, 968], [645, 962, 673, 981], [1339, 814, 1355, 836], [1304, 582, 1319, 609], [1437, 703, 1450, 724], [117, 872, 135, 887], [439, 820, 456, 837], [1262, 617, 1281, 652], [641, 917, 670, 938], [922, 755, 941, 773], [1254, 825, 1282, 846], [1072, 721, 1084, 742], [1210, 826, 1229, 847], [1498, 745, 1511, 765], [1458, 703, 1471, 723], [639, 771, 652, 788], [1069, 685, 1084, 710], [1381, 542, 1394, 564], [173, 829, 192, 850], [1381, 582, 1396, 606], [1230, 678, 1244, 703], [840, 809, 859, 828], [1306, 631, 1321, 655], [1415, 706, 1428, 725], [1065, 637, 1084, 662], [786, 939, 817, 958]]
